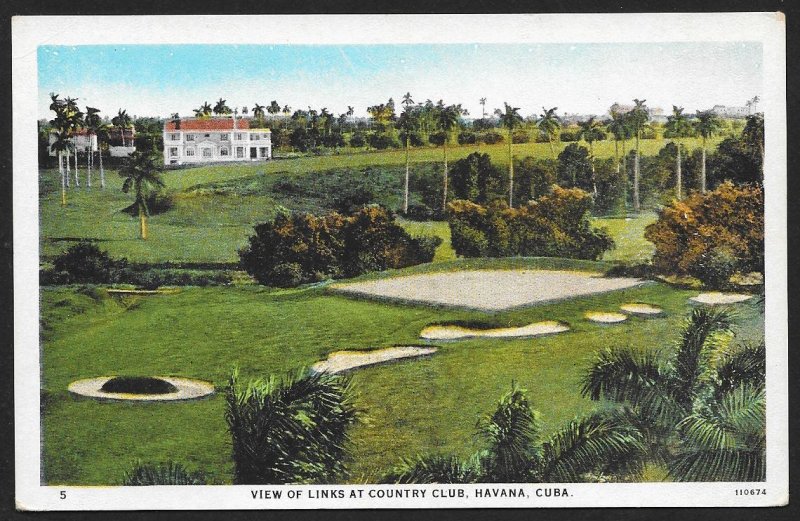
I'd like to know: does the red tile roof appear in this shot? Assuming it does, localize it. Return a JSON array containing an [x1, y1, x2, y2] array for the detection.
[[165, 118, 250, 131]]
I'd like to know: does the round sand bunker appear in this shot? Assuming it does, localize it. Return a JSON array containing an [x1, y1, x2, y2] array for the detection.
[[689, 292, 753, 305], [585, 311, 628, 324], [68, 376, 215, 401], [620, 303, 664, 316], [420, 321, 569, 341], [310, 346, 437, 374]]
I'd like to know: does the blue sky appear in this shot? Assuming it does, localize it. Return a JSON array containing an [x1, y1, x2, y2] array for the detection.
[[38, 42, 762, 120]]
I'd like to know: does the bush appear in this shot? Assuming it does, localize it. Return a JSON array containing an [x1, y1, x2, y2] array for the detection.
[[560, 131, 577, 142], [557, 143, 592, 191], [449, 152, 505, 204], [404, 203, 439, 221], [448, 187, 614, 260], [399, 131, 424, 147], [349, 132, 366, 148], [480, 131, 504, 145], [51, 241, 126, 284], [368, 133, 400, 150], [101, 376, 178, 395], [239, 206, 439, 287], [644, 182, 764, 287], [457, 131, 478, 145], [122, 190, 173, 216], [123, 461, 206, 486], [513, 157, 557, 203], [512, 130, 530, 144], [224, 369, 357, 484], [428, 132, 447, 146]]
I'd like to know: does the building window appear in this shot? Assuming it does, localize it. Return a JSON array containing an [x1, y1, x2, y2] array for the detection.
[[236, 147, 244, 158], [169, 147, 178, 157], [235, 133, 244, 141], [204, 133, 210, 138], [220, 134, 229, 141], [220, 147, 229, 156], [186, 134, 195, 141], [202, 148, 213, 158], [186, 148, 195, 156], [170, 133, 180, 141]]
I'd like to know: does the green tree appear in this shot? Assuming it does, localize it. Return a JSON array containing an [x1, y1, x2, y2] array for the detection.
[[119, 151, 165, 240], [628, 99, 649, 212], [694, 110, 724, 193], [537, 107, 562, 159], [224, 369, 357, 484], [83, 106, 103, 188], [64, 97, 83, 186], [398, 95, 416, 213], [49, 127, 70, 207], [213, 97, 232, 115], [582, 308, 765, 481], [576, 116, 605, 197], [111, 108, 132, 148], [664, 106, 693, 199], [495, 103, 523, 207], [382, 384, 644, 483], [436, 103, 461, 211], [252, 103, 266, 121], [606, 110, 632, 211]]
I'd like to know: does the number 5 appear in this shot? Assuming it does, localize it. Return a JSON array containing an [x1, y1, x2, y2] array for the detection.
[[60, 490, 66, 499]]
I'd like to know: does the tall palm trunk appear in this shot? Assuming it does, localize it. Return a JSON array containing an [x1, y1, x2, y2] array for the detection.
[[614, 138, 620, 174], [65, 148, 71, 188], [589, 142, 597, 197], [73, 139, 80, 187], [676, 140, 682, 200], [508, 129, 514, 207], [441, 139, 448, 212], [700, 137, 707, 194], [403, 135, 410, 214], [633, 132, 641, 213], [548, 137, 556, 160], [621, 138, 628, 212], [99, 147, 105, 188], [139, 205, 148, 240], [59, 153, 66, 207], [87, 143, 92, 188]]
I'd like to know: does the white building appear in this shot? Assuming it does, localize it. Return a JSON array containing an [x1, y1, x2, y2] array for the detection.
[[47, 128, 136, 157], [162, 117, 272, 166], [710, 105, 749, 119], [47, 130, 97, 156]]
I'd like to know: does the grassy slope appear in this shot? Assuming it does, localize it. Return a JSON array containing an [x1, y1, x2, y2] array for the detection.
[[40, 276, 763, 485], [40, 136, 714, 263]]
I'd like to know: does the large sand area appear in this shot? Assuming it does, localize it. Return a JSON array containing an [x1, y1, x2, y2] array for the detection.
[[331, 270, 642, 312]]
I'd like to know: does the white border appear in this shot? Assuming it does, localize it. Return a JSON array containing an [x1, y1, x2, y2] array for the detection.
[[13, 13, 787, 510]]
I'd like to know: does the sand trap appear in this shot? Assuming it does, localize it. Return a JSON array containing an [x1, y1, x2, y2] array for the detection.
[[620, 303, 664, 316], [420, 321, 569, 341], [68, 376, 215, 401], [107, 288, 181, 296], [585, 311, 628, 323], [310, 346, 437, 374], [332, 270, 642, 312], [690, 292, 753, 305]]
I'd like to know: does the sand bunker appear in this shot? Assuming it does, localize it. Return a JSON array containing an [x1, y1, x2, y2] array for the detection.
[[420, 321, 569, 341], [68, 376, 215, 401], [585, 311, 628, 323], [107, 288, 181, 296], [690, 292, 753, 305], [332, 270, 642, 312], [620, 303, 664, 316], [310, 346, 437, 374]]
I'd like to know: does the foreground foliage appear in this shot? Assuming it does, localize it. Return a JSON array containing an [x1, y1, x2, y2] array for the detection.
[[122, 461, 206, 485], [582, 307, 766, 482], [224, 369, 357, 484], [381, 385, 645, 483]]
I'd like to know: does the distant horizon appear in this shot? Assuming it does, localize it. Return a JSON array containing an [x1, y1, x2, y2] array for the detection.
[[38, 42, 763, 121]]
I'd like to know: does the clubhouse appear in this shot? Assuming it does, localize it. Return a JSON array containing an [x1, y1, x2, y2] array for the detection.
[[162, 116, 272, 166]]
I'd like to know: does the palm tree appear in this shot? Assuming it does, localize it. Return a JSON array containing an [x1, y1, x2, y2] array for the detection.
[[479, 97, 487, 119], [119, 151, 165, 240], [84, 107, 103, 188], [398, 106, 417, 214], [537, 107, 561, 159], [664, 106, 693, 199], [213, 98, 232, 115], [495, 103, 523, 207], [224, 368, 357, 484], [752, 95, 760, 113], [64, 97, 83, 187], [576, 116, 605, 197], [382, 384, 645, 484], [112, 108, 132, 148], [436, 103, 461, 211], [252, 103, 266, 120], [582, 308, 766, 481], [282, 105, 291, 117], [694, 110, 723, 193], [50, 128, 70, 207], [628, 99, 649, 212], [95, 124, 109, 189], [268, 100, 281, 116]]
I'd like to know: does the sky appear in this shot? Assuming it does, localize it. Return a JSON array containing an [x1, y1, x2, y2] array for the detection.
[[37, 42, 763, 121]]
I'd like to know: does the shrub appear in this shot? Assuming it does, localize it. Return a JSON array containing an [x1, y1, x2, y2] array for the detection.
[[457, 131, 478, 145], [560, 131, 577, 142], [403, 203, 439, 221], [122, 190, 173, 216], [448, 186, 614, 260], [512, 130, 530, 144], [428, 132, 447, 146], [239, 206, 438, 287], [51, 241, 127, 284], [480, 131, 504, 145], [399, 131, 424, 147], [368, 133, 400, 150], [557, 143, 592, 191], [644, 182, 764, 286], [123, 461, 206, 486], [513, 157, 557, 203], [449, 152, 505, 204], [101, 376, 178, 395], [349, 132, 366, 148], [224, 369, 357, 484]]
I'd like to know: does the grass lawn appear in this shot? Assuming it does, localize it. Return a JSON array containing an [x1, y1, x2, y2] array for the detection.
[[40, 257, 764, 485]]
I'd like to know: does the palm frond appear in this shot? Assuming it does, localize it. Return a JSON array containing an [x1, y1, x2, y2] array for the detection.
[[380, 454, 480, 484], [712, 342, 765, 400], [668, 449, 765, 482], [122, 460, 206, 485], [581, 346, 666, 404], [477, 383, 541, 483], [538, 408, 646, 483]]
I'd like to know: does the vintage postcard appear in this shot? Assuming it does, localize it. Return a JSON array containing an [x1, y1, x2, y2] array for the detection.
[[13, 13, 787, 510]]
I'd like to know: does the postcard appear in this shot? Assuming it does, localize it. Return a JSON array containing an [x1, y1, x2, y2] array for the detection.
[[12, 13, 787, 510]]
